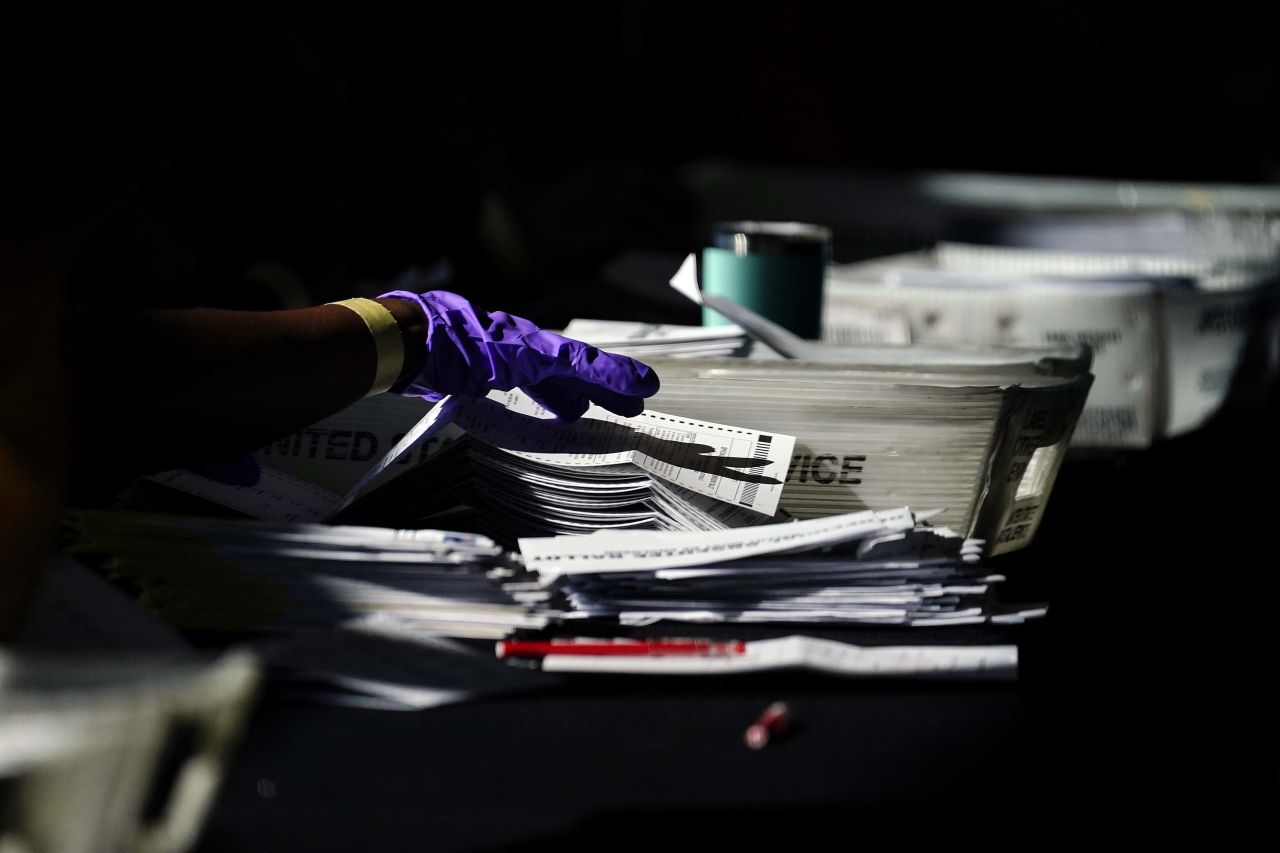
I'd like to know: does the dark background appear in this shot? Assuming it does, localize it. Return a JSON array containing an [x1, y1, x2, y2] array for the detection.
[[7, 2, 1280, 313], [4, 2, 1279, 848]]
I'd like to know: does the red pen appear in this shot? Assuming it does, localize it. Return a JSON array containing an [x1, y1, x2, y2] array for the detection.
[[745, 702, 791, 750], [496, 638, 747, 659]]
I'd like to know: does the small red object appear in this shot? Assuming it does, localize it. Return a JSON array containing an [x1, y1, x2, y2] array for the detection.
[[745, 701, 790, 750]]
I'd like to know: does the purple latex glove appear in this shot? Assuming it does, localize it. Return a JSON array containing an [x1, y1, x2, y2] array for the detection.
[[380, 289, 660, 420]]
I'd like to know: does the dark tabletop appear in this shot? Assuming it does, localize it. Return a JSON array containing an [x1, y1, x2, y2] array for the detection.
[[197, 396, 1280, 851]]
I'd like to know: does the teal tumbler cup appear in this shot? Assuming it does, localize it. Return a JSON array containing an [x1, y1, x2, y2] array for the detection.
[[701, 221, 831, 340]]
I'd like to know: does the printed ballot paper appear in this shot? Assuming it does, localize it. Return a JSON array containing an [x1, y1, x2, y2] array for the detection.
[[141, 390, 795, 544], [329, 390, 797, 542], [516, 510, 1044, 628], [455, 391, 793, 518], [518, 507, 916, 576]]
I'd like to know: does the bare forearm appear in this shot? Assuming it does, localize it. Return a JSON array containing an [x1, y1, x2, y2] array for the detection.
[[69, 298, 426, 476]]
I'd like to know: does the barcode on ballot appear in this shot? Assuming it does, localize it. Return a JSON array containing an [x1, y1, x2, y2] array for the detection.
[[738, 434, 773, 507]]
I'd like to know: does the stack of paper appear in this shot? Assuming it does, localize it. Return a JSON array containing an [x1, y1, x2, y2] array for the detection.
[[138, 387, 796, 539], [331, 390, 796, 542], [560, 318, 751, 358], [22, 553, 555, 710], [824, 225, 1279, 447], [62, 510, 547, 639], [518, 508, 1043, 628]]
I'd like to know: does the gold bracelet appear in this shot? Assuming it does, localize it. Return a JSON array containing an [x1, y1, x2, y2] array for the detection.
[[326, 298, 405, 396]]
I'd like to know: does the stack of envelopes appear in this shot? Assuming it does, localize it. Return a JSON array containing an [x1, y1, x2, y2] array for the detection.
[[641, 354, 1091, 556]]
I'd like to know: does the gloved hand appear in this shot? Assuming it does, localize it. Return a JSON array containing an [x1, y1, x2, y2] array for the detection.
[[380, 289, 660, 420]]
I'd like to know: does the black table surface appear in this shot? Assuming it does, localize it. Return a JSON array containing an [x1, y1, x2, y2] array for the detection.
[[196, 407, 1280, 851]]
